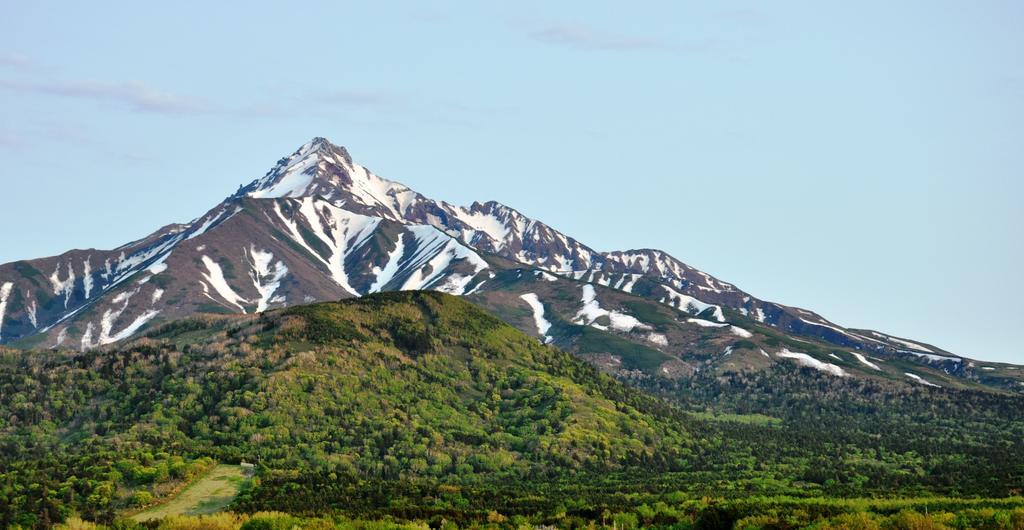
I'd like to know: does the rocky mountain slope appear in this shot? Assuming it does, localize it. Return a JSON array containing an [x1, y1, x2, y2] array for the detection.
[[0, 138, 1019, 391]]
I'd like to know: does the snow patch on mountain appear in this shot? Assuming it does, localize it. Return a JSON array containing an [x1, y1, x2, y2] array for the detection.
[[54, 328, 67, 348], [25, 296, 37, 329], [49, 262, 76, 308], [432, 274, 478, 295], [248, 147, 320, 199], [187, 208, 229, 240], [336, 160, 417, 220], [905, 372, 940, 387], [574, 284, 650, 333], [904, 351, 961, 363], [0, 282, 12, 341], [272, 198, 381, 295], [453, 209, 512, 249], [612, 273, 641, 293], [106, 310, 160, 344], [874, 332, 935, 353], [247, 245, 289, 312], [464, 279, 487, 295], [659, 285, 725, 321], [730, 325, 753, 338], [687, 318, 728, 328], [369, 233, 405, 293], [80, 322, 94, 350], [520, 293, 552, 341], [776, 348, 846, 377], [535, 270, 558, 282], [399, 226, 488, 292], [646, 332, 669, 346], [200, 255, 248, 313], [82, 258, 94, 299], [79, 287, 161, 349], [851, 352, 882, 371]]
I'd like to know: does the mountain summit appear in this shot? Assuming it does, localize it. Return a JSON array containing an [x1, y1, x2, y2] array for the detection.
[[238, 138, 418, 217], [0, 138, 1017, 391]]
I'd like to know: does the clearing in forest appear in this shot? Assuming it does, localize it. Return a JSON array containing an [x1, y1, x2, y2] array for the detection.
[[131, 464, 251, 521]]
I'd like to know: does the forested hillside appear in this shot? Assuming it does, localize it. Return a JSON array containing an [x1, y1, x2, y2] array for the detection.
[[1, 293, 1021, 528]]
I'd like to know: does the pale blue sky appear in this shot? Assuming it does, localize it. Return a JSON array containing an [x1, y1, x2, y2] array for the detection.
[[1, 2, 1021, 363]]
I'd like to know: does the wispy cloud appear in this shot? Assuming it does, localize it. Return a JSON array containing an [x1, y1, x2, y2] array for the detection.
[[0, 120, 164, 165], [715, 7, 770, 25], [0, 78, 216, 114], [0, 53, 34, 69], [311, 89, 407, 109], [0, 131, 27, 151], [522, 21, 715, 54], [529, 23, 672, 52]]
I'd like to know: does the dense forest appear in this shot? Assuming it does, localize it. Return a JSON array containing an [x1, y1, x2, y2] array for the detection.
[[1, 292, 1022, 529]]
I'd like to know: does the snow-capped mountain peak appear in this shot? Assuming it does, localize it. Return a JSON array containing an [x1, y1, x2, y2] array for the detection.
[[238, 137, 420, 222]]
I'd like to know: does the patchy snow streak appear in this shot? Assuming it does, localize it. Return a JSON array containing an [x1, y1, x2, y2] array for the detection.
[[49, 262, 76, 308], [687, 318, 728, 328], [904, 351, 961, 363], [103, 310, 159, 344], [80, 322, 94, 351], [646, 332, 669, 346], [573, 284, 650, 333], [776, 348, 846, 377], [905, 372, 940, 387], [730, 325, 753, 338], [851, 351, 882, 371], [659, 285, 724, 321], [534, 270, 558, 282], [520, 293, 552, 341], [888, 336, 935, 353], [82, 258, 94, 299], [78, 286, 163, 350], [249, 152, 319, 199], [453, 209, 511, 249], [400, 226, 488, 292], [274, 198, 381, 295], [0, 282, 12, 341], [247, 245, 289, 312], [369, 234, 405, 293], [25, 296, 37, 329], [200, 255, 248, 313]]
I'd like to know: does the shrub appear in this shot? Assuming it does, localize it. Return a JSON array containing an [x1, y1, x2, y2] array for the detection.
[[129, 491, 153, 507]]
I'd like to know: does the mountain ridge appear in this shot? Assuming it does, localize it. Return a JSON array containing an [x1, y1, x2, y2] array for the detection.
[[0, 137, 1018, 392]]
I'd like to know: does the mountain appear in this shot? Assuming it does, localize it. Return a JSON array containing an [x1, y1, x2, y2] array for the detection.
[[2, 292, 1022, 526], [0, 137, 1019, 392]]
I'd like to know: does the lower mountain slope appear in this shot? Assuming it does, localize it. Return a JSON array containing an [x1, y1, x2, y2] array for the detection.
[[0, 292, 700, 525], [1, 293, 1023, 528]]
